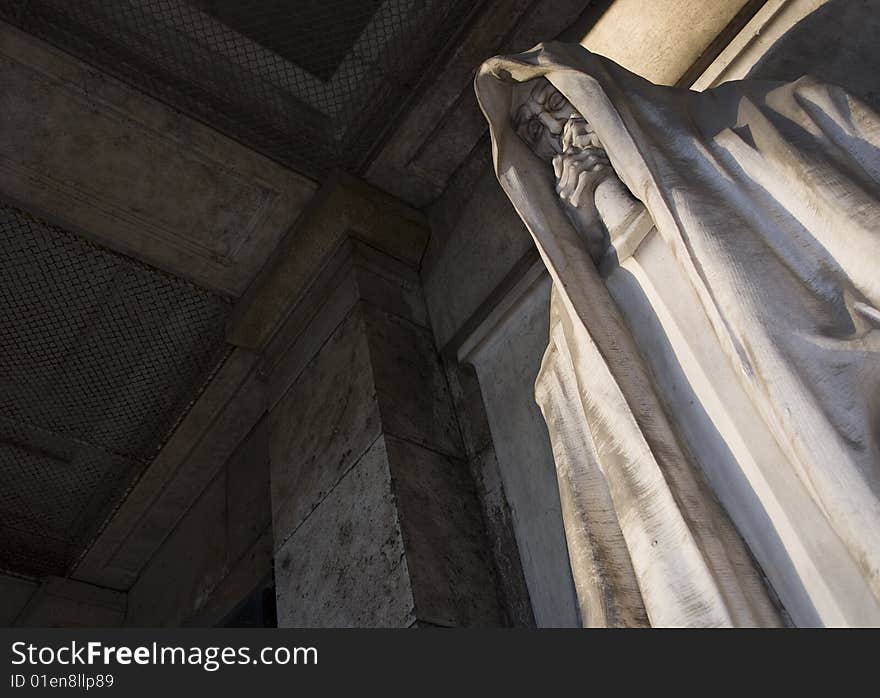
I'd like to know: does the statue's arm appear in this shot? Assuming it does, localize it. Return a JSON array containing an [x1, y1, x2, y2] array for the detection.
[[553, 149, 611, 261], [553, 117, 646, 263]]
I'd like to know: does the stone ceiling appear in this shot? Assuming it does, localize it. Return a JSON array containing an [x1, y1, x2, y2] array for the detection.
[[0, 0, 598, 585], [0, 0, 496, 585], [0, 0, 484, 178], [0, 205, 229, 577]]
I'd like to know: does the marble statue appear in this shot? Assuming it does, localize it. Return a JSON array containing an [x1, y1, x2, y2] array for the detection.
[[475, 42, 880, 627]]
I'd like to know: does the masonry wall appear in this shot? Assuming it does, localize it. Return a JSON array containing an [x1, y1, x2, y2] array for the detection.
[[262, 223, 504, 628]]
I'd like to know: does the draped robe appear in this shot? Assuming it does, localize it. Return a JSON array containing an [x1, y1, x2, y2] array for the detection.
[[475, 42, 880, 627]]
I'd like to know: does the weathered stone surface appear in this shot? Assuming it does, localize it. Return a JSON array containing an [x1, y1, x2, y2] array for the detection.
[[254, 218, 508, 628], [424, 166, 534, 349], [126, 472, 228, 627], [0, 21, 314, 296], [386, 435, 500, 626], [264, 216, 502, 627], [467, 445, 537, 626], [577, 0, 752, 85], [364, 305, 463, 458], [269, 309, 381, 548], [442, 360, 536, 626], [268, 240, 461, 548], [466, 274, 580, 627], [275, 436, 414, 628], [227, 175, 428, 351]]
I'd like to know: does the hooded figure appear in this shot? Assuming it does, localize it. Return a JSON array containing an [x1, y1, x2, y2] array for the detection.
[[475, 42, 880, 627]]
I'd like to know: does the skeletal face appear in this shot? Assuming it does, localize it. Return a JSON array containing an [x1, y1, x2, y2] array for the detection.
[[511, 79, 602, 161], [511, 78, 615, 216]]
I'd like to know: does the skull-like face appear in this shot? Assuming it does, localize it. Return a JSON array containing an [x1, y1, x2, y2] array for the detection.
[[511, 79, 603, 161]]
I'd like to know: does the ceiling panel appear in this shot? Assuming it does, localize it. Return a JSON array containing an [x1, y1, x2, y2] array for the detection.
[[1, 0, 483, 178], [0, 205, 229, 576]]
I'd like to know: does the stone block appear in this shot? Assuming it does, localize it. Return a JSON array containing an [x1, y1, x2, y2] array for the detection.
[[363, 305, 463, 458], [274, 437, 414, 628], [386, 435, 500, 626], [352, 245, 428, 329], [578, 0, 751, 85], [263, 255, 363, 412], [262, 239, 428, 412], [269, 309, 381, 547], [227, 175, 428, 350]]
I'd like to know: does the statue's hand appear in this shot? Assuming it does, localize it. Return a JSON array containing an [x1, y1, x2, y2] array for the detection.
[[552, 148, 610, 208], [552, 147, 612, 261], [561, 116, 602, 152]]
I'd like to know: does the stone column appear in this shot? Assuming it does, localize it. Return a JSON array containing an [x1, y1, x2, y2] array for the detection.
[[228, 176, 501, 627]]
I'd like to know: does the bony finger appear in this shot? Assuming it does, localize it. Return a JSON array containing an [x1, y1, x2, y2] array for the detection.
[[572, 133, 592, 149], [569, 149, 594, 162], [555, 169, 569, 197], [554, 161, 565, 192], [569, 171, 589, 207], [552, 155, 563, 179], [558, 160, 575, 194]]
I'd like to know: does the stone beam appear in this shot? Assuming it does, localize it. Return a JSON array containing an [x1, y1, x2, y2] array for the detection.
[[0, 20, 315, 297], [13, 576, 125, 627]]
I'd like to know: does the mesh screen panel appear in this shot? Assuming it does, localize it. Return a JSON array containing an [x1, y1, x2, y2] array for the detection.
[[0, 205, 230, 577], [1, 0, 483, 177]]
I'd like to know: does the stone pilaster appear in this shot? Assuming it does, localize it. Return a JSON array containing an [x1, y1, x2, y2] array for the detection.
[[230, 176, 501, 627]]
